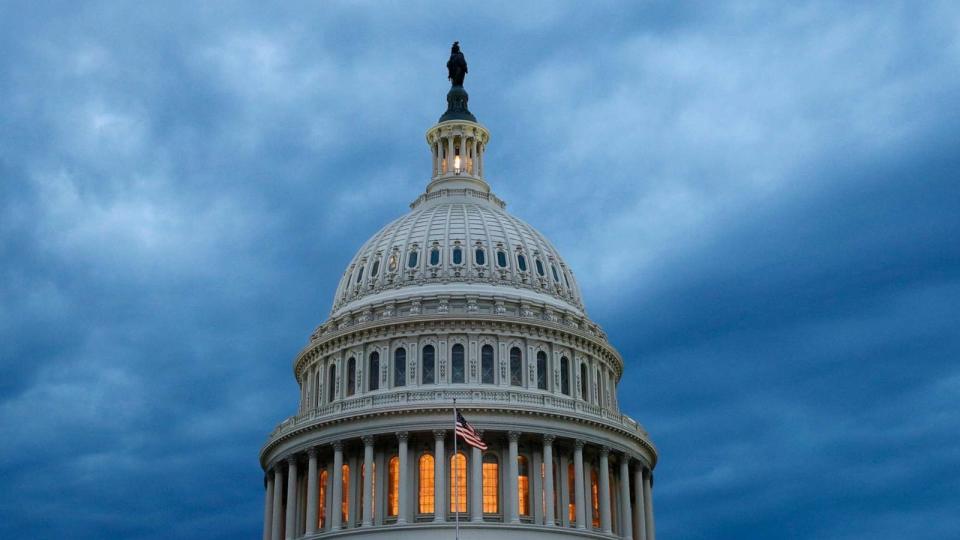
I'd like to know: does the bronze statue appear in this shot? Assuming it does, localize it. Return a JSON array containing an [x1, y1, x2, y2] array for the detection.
[[447, 41, 467, 86]]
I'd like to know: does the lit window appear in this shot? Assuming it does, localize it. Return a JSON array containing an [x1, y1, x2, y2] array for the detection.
[[408, 250, 419, 268], [475, 248, 486, 265], [591, 468, 599, 528], [318, 469, 328, 528], [452, 246, 463, 265], [368, 352, 380, 391], [560, 357, 570, 396], [388, 254, 398, 273], [496, 251, 507, 268], [482, 454, 499, 514], [536, 351, 547, 390], [328, 363, 337, 402], [371, 259, 380, 277], [517, 254, 527, 272], [419, 454, 435, 514], [518, 456, 530, 516], [422, 345, 435, 384], [394, 348, 406, 387], [452, 344, 465, 383], [481, 345, 494, 384], [430, 248, 441, 266], [356, 266, 364, 284], [347, 357, 356, 396], [510, 347, 523, 386], [536, 259, 545, 276], [450, 452, 467, 513], [342, 464, 350, 524], [388, 456, 399, 517]]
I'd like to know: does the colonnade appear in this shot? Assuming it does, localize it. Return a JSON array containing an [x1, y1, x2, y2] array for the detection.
[[262, 430, 654, 540], [431, 130, 484, 177]]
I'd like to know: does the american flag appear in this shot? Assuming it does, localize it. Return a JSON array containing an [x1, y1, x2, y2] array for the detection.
[[455, 411, 487, 450]]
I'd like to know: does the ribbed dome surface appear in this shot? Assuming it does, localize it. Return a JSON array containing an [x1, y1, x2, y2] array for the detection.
[[331, 191, 583, 316]]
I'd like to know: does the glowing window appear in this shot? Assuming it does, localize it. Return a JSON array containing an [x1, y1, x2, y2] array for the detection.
[[567, 462, 576, 524], [419, 454, 435, 514], [560, 357, 570, 396], [475, 248, 485, 265], [536, 351, 547, 390], [387, 456, 399, 517], [496, 251, 507, 268], [328, 363, 337, 402], [450, 452, 467, 513], [318, 469, 328, 529], [481, 345, 494, 384], [430, 248, 441, 266], [452, 246, 463, 265], [510, 347, 522, 386], [517, 254, 527, 272], [388, 254, 398, 273], [346, 357, 356, 396], [368, 352, 380, 391], [422, 345, 435, 384], [482, 454, 499, 514], [536, 259, 545, 276], [452, 344, 465, 383], [394, 348, 406, 387], [591, 468, 599, 528], [518, 455, 530, 516], [371, 259, 380, 277], [408, 250, 418, 268], [342, 464, 350, 524]]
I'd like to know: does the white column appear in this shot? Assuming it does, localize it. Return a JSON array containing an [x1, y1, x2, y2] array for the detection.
[[446, 134, 454, 174], [470, 434, 483, 522], [558, 452, 570, 527], [632, 465, 647, 540], [508, 431, 520, 523], [433, 430, 447, 522], [599, 447, 612, 533], [271, 467, 284, 540], [620, 457, 634, 540], [362, 436, 374, 526], [263, 473, 275, 540], [543, 435, 555, 526], [396, 432, 409, 524], [643, 469, 655, 540], [573, 440, 586, 529], [284, 457, 298, 540], [471, 137, 478, 175], [305, 448, 319, 534], [331, 442, 344, 530], [478, 142, 484, 176]]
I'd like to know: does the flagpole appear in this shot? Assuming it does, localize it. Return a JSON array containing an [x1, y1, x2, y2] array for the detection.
[[453, 397, 460, 540]]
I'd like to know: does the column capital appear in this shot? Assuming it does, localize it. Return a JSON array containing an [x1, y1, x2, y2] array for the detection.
[[508, 431, 521, 443], [332, 440, 344, 451], [433, 429, 447, 441], [361, 435, 375, 446], [286, 455, 298, 466], [307, 446, 319, 458], [574, 439, 585, 450], [599, 445, 610, 457], [397, 431, 409, 442], [543, 434, 556, 445]]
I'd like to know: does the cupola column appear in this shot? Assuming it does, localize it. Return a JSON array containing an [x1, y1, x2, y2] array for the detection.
[[433, 430, 447, 522], [542, 435, 556, 526], [396, 432, 410, 524], [471, 136, 478, 175], [284, 457, 298, 540], [508, 431, 521, 523], [305, 448, 319, 534], [599, 447, 612, 533], [574, 440, 586, 529], [619, 456, 634, 540], [362, 436, 374, 526], [262, 473, 275, 540], [446, 134, 455, 175]]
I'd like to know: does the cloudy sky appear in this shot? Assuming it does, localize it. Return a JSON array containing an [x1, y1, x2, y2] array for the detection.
[[2, 1, 958, 539]]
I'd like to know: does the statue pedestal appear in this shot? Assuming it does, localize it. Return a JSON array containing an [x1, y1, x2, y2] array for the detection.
[[439, 85, 476, 123]]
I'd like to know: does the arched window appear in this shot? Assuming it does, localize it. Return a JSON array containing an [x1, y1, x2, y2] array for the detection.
[[560, 357, 570, 396], [371, 259, 380, 277], [429, 247, 441, 266], [419, 454, 435, 514], [422, 345, 435, 384], [342, 463, 351, 524], [567, 462, 576, 524], [536, 258, 545, 276], [552, 264, 560, 282], [496, 250, 508, 268], [517, 455, 530, 516], [452, 344, 465, 383], [394, 348, 406, 387], [368, 352, 380, 391], [355, 265, 364, 284], [481, 345, 494, 384], [596, 369, 603, 408], [563, 269, 571, 288], [536, 351, 548, 390], [328, 363, 337, 402], [408, 250, 419, 268], [452, 246, 463, 265], [346, 357, 356, 397], [387, 456, 399, 517], [475, 247, 486, 265], [388, 253, 398, 273], [450, 452, 467, 513], [517, 253, 528, 272], [318, 469, 328, 528], [590, 467, 600, 528], [510, 347, 523, 386], [580, 362, 589, 401], [482, 454, 499, 514]]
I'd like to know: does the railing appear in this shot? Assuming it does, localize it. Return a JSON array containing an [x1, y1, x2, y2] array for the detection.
[[268, 388, 647, 442]]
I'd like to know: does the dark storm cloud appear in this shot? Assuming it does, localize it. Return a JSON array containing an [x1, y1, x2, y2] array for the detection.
[[1, 2, 958, 539]]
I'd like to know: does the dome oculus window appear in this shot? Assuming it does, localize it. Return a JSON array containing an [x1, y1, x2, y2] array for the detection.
[[496, 251, 508, 268], [517, 254, 527, 272], [452, 246, 463, 265], [429, 247, 441, 266], [475, 247, 486, 265], [408, 251, 419, 268], [535, 259, 545, 276]]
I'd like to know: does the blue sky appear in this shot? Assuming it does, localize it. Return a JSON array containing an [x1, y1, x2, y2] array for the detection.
[[1, 2, 958, 539]]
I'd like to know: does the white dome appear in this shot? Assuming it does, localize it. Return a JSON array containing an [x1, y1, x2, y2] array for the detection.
[[331, 189, 584, 317]]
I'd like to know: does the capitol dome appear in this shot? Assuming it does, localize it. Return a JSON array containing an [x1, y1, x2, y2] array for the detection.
[[260, 44, 657, 540]]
